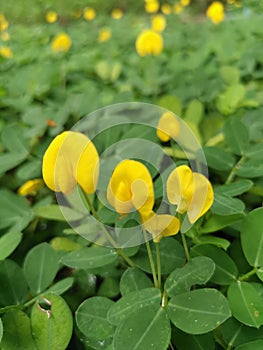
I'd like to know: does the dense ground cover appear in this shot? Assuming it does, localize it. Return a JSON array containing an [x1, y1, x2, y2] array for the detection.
[[0, 1, 263, 349]]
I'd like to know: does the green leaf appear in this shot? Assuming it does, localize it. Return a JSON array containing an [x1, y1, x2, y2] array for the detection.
[[221, 317, 263, 348], [241, 207, 263, 267], [46, 277, 74, 295], [211, 193, 245, 215], [33, 205, 85, 221], [97, 277, 120, 299], [236, 340, 263, 350], [119, 267, 153, 296], [172, 328, 215, 350], [201, 213, 245, 234], [246, 143, 263, 160], [228, 282, 263, 328], [202, 147, 236, 171], [107, 288, 161, 326], [256, 267, 263, 282], [31, 293, 73, 350], [184, 99, 203, 125], [1, 123, 29, 156], [158, 95, 182, 116], [223, 118, 249, 156], [0, 318, 3, 344], [216, 84, 245, 115], [165, 257, 215, 297], [191, 244, 238, 285], [113, 306, 171, 350], [236, 159, 263, 178], [0, 231, 22, 260], [0, 153, 27, 175], [220, 66, 240, 85], [168, 288, 230, 335], [0, 259, 28, 307], [23, 243, 59, 295], [195, 236, 231, 250], [133, 237, 185, 274], [61, 246, 118, 269], [76, 296, 115, 340], [1, 310, 36, 350], [0, 190, 34, 231], [215, 180, 254, 197]]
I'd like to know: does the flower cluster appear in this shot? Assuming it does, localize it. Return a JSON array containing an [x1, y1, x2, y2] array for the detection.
[[42, 128, 214, 244]]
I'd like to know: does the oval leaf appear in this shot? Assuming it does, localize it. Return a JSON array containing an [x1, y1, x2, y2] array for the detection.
[[120, 267, 153, 296], [211, 193, 245, 216], [172, 328, 215, 350], [0, 231, 22, 260], [202, 147, 235, 171], [1, 310, 36, 350], [223, 118, 249, 156], [241, 207, 263, 267], [76, 296, 115, 340], [61, 246, 118, 269], [31, 293, 73, 350], [228, 282, 263, 328], [236, 340, 263, 350], [113, 306, 171, 350], [168, 288, 231, 334], [24, 243, 59, 295]]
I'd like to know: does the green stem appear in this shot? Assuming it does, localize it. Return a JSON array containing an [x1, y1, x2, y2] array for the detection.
[[180, 230, 190, 262], [143, 228, 158, 288], [169, 342, 176, 350], [239, 267, 258, 281], [82, 189, 135, 267], [225, 155, 246, 184], [155, 242, 162, 289]]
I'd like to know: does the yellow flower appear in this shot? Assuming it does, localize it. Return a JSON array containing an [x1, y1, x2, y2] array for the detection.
[[145, 0, 159, 14], [157, 112, 180, 142], [83, 7, 96, 21], [173, 3, 184, 14], [151, 14, 166, 33], [42, 131, 99, 195], [0, 14, 9, 31], [45, 11, 58, 24], [167, 165, 214, 224], [0, 46, 13, 58], [107, 160, 154, 217], [135, 29, 163, 57], [180, 0, 191, 6], [142, 211, 180, 243], [161, 4, 172, 15], [206, 1, 225, 25], [51, 33, 72, 53], [111, 8, 123, 19], [98, 28, 111, 43], [1, 31, 10, 41], [18, 179, 44, 196]]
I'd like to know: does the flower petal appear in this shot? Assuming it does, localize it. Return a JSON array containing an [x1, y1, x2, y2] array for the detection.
[[157, 112, 180, 142]]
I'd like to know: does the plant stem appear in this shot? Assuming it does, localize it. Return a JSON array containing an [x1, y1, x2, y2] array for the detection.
[[155, 242, 162, 289], [143, 228, 158, 288], [82, 189, 135, 267], [180, 230, 190, 262], [169, 341, 176, 350], [239, 267, 258, 281], [225, 155, 246, 184]]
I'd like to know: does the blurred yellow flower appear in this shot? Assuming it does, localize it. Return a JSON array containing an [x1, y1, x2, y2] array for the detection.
[[145, 0, 159, 14], [83, 7, 96, 21], [173, 3, 184, 14], [73, 9, 82, 19], [18, 179, 44, 196], [45, 11, 58, 24], [135, 29, 163, 57], [1, 31, 10, 41], [180, 0, 191, 6], [42, 131, 99, 195], [157, 112, 180, 142], [167, 165, 214, 224], [111, 8, 123, 19], [161, 3, 172, 15], [0, 46, 13, 58], [151, 14, 166, 33], [142, 212, 180, 243], [51, 33, 72, 53], [107, 160, 154, 217], [0, 14, 9, 31], [227, 0, 235, 3], [206, 1, 225, 24], [98, 28, 112, 43]]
